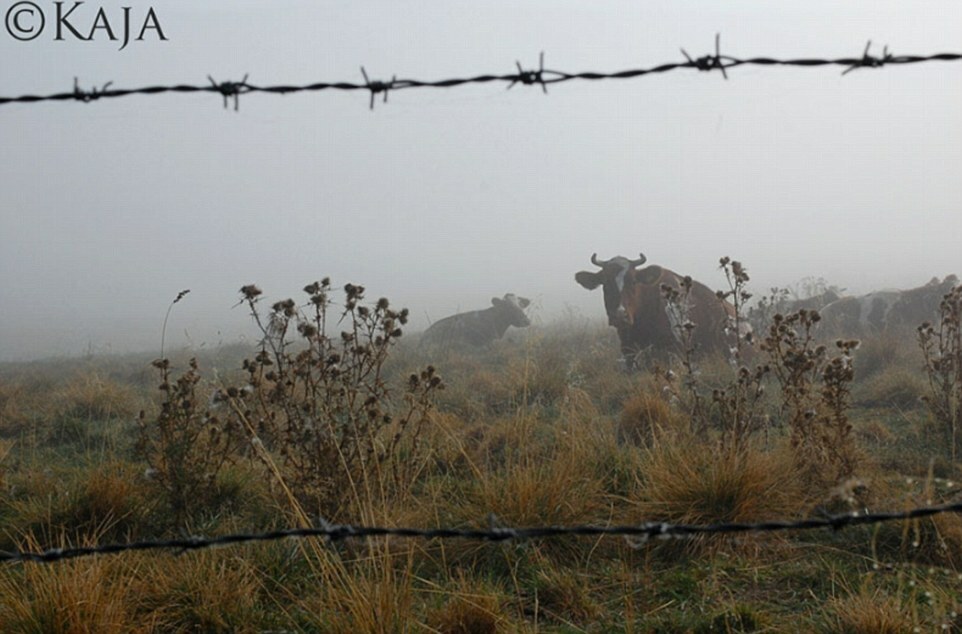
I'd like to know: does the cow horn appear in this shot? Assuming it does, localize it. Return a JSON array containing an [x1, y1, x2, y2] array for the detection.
[[630, 253, 647, 267], [590, 253, 607, 267]]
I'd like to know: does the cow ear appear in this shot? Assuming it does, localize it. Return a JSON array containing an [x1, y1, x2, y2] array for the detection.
[[518, 297, 531, 308], [575, 271, 602, 290], [491, 297, 503, 307]]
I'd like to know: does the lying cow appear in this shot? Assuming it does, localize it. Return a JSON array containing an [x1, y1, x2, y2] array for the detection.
[[420, 293, 532, 349], [818, 275, 959, 338], [575, 253, 746, 369]]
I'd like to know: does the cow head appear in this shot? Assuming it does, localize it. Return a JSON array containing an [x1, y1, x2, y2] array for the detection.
[[575, 253, 647, 326], [492, 293, 532, 327]]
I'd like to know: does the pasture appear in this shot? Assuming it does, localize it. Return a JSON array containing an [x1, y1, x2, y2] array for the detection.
[[0, 276, 961, 632]]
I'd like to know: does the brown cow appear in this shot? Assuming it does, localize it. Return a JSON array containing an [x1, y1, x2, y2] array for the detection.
[[818, 275, 959, 338], [575, 253, 746, 369]]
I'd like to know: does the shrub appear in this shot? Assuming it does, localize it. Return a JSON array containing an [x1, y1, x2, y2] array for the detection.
[[659, 257, 770, 451], [761, 309, 860, 486], [224, 280, 443, 517], [918, 283, 962, 461], [136, 357, 240, 525]]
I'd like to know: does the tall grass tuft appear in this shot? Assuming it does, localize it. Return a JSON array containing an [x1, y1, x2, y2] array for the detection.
[[632, 435, 806, 553], [826, 586, 917, 634], [0, 536, 139, 633], [617, 383, 683, 446], [426, 580, 503, 634]]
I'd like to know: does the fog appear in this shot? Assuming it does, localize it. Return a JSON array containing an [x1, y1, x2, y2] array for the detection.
[[1, 1, 959, 361]]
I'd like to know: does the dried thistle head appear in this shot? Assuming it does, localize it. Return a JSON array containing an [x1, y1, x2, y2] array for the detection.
[[240, 284, 262, 300], [298, 322, 318, 338], [271, 298, 296, 317], [344, 283, 365, 302]]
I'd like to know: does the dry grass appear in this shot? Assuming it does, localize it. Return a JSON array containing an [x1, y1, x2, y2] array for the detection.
[[454, 419, 612, 529], [854, 332, 911, 378], [855, 365, 928, 410], [427, 592, 502, 634], [0, 536, 142, 634], [138, 549, 264, 632], [531, 561, 604, 625], [826, 586, 918, 633], [296, 543, 419, 634], [631, 435, 808, 554], [2, 460, 154, 551], [617, 383, 685, 446], [52, 371, 142, 423], [5, 296, 962, 630]]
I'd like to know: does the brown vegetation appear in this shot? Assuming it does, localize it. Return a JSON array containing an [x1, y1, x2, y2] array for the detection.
[[1, 269, 961, 631]]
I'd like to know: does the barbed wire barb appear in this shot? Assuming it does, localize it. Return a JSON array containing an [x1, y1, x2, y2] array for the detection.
[[360, 66, 395, 110], [843, 40, 893, 75], [487, 512, 518, 541], [508, 51, 548, 93], [681, 33, 729, 79], [207, 73, 249, 110], [73, 77, 114, 102]]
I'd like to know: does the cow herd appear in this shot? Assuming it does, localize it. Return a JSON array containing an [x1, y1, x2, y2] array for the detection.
[[419, 252, 958, 369], [818, 275, 958, 337]]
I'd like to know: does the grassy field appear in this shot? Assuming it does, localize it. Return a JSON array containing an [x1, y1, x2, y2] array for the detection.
[[1, 283, 961, 632]]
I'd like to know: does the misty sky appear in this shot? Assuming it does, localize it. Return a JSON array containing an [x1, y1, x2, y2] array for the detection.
[[1, 1, 960, 360]]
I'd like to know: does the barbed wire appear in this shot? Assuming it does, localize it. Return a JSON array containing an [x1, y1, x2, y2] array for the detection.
[[1, 37, 959, 110], [4, 498, 962, 564]]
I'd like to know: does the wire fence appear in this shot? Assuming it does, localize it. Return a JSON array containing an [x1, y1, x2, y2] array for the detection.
[[3, 34, 961, 566], [4, 498, 962, 564], [1, 37, 960, 110]]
